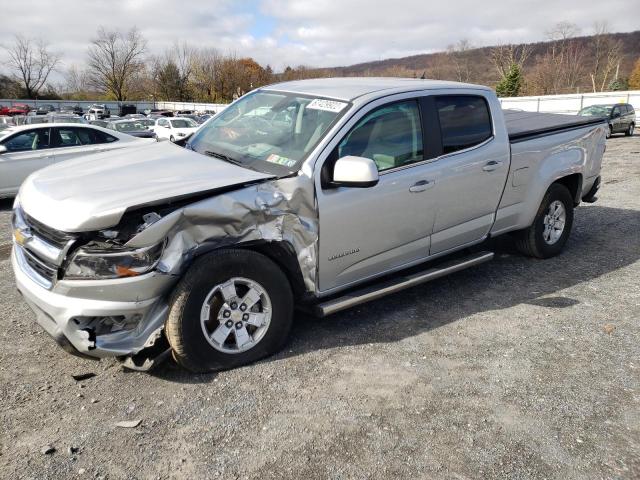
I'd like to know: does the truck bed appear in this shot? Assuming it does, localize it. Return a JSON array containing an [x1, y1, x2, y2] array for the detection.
[[503, 109, 606, 143]]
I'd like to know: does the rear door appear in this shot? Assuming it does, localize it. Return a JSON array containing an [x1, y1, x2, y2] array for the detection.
[[50, 126, 120, 163], [428, 95, 510, 254], [0, 127, 52, 195], [622, 105, 632, 130], [611, 106, 623, 132]]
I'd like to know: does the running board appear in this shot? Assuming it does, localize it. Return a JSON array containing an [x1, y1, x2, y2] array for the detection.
[[314, 251, 494, 317]]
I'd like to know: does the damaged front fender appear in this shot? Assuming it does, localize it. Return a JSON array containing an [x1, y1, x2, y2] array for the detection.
[[125, 174, 319, 292]]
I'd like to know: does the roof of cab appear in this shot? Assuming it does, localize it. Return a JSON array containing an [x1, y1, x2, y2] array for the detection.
[[261, 77, 491, 102]]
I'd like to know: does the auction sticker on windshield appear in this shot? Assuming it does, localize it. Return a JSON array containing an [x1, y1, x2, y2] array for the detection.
[[266, 154, 297, 167], [307, 99, 348, 113]]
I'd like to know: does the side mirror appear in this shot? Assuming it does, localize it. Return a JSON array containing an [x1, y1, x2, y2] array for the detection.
[[332, 155, 379, 188], [0, 145, 7, 154]]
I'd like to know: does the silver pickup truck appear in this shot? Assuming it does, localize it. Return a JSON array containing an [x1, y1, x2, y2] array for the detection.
[[11, 78, 606, 372]]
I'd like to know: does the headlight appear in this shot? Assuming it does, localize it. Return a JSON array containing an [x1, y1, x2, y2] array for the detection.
[[65, 242, 164, 280]]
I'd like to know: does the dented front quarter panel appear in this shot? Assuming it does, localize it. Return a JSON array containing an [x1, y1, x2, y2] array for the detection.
[[126, 173, 319, 292]]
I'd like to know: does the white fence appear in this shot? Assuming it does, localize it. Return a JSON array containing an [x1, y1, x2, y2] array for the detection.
[[500, 90, 640, 114]]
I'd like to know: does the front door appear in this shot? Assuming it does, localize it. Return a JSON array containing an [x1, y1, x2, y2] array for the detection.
[[316, 99, 438, 292], [0, 127, 53, 195]]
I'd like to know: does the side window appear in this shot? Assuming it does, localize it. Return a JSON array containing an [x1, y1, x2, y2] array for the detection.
[[612, 106, 620, 117], [76, 128, 95, 145], [435, 96, 492, 154], [2, 129, 50, 152], [54, 127, 83, 147], [337, 100, 423, 172], [92, 129, 118, 144]]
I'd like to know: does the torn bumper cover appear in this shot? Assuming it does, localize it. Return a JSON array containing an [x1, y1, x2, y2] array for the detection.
[[12, 174, 319, 360], [13, 245, 171, 358]]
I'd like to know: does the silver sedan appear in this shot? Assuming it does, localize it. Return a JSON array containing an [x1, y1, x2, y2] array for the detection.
[[0, 123, 155, 198]]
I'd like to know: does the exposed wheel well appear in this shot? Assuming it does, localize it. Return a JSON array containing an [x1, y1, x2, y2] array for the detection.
[[554, 173, 582, 206], [190, 241, 309, 301]]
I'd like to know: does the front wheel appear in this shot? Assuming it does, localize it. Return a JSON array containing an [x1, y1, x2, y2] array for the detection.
[[606, 125, 612, 138], [166, 249, 293, 372], [169, 135, 175, 142], [515, 183, 574, 259]]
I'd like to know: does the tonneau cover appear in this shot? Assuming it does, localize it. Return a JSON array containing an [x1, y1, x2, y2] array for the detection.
[[503, 109, 606, 142]]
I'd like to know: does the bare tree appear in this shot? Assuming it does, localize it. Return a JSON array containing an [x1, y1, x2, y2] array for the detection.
[[62, 65, 90, 97], [590, 22, 623, 92], [86, 27, 146, 101], [546, 22, 585, 93], [191, 48, 222, 102], [446, 39, 475, 82], [152, 42, 195, 101], [4, 35, 60, 98], [490, 43, 532, 79]]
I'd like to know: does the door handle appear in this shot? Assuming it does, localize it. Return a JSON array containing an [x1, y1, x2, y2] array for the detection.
[[409, 179, 434, 193], [482, 160, 503, 172]]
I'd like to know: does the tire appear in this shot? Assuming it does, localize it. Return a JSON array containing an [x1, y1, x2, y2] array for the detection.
[[166, 249, 293, 373], [169, 135, 175, 143], [625, 123, 635, 137], [515, 183, 574, 259], [606, 125, 612, 139]]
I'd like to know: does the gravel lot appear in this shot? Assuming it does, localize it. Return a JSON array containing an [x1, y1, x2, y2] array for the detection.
[[0, 132, 638, 480]]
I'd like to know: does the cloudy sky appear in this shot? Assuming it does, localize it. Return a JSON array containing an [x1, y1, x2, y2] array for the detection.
[[0, 0, 637, 75]]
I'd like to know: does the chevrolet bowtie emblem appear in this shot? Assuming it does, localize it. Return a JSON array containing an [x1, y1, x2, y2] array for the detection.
[[13, 228, 31, 246]]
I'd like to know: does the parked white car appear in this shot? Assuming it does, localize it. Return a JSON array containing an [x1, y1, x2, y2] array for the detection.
[[152, 117, 199, 142], [0, 123, 154, 198]]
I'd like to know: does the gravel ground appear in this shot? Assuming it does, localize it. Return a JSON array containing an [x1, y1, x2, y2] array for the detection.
[[0, 132, 638, 480]]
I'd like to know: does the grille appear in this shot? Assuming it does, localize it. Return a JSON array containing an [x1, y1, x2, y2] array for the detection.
[[23, 211, 75, 248], [14, 208, 77, 289], [21, 247, 58, 284]]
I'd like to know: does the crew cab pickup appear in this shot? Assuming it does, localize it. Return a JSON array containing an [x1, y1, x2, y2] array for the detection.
[[11, 78, 606, 372]]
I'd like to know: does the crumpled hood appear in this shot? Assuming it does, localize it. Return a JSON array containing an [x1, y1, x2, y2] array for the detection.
[[19, 142, 274, 232]]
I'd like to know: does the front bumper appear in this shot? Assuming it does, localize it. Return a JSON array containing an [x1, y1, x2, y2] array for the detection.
[[12, 245, 172, 358]]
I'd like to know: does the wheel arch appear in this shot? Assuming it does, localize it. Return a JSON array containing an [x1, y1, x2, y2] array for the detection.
[[189, 240, 309, 301], [553, 173, 583, 206]]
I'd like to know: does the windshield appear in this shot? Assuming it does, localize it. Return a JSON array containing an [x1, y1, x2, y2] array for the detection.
[[170, 119, 197, 128], [114, 121, 147, 131], [187, 90, 350, 174], [578, 105, 612, 116]]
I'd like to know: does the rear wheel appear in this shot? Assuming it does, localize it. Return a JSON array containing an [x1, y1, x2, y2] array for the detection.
[[515, 183, 574, 259], [166, 249, 293, 372], [626, 123, 635, 137]]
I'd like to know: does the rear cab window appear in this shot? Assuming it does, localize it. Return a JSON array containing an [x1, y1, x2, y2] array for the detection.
[[434, 95, 493, 154]]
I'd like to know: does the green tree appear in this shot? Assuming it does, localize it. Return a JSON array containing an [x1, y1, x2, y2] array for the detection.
[[495, 63, 523, 97], [608, 78, 629, 91], [629, 58, 640, 90]]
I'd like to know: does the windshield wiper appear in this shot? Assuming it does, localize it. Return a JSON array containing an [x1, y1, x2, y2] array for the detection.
[[203, 150, 248, 168]]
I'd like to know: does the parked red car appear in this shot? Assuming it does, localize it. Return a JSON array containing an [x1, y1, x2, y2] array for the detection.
[[0, 105, 10, 115], [7, 103, 31, 116]]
